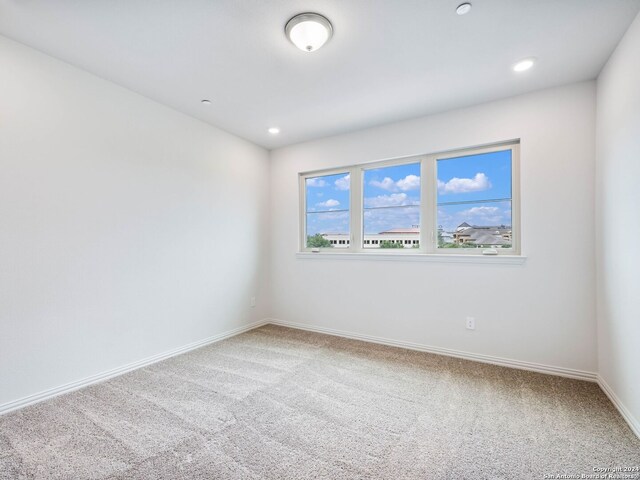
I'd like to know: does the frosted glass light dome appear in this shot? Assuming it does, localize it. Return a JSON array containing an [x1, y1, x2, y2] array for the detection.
[[285, 13, 333, 52]]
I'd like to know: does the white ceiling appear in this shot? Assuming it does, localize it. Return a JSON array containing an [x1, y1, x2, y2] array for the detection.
[[1, 0, 639, 148]]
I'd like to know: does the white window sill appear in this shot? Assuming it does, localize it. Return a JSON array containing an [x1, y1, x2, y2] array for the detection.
[[296, 252, 527, 265]]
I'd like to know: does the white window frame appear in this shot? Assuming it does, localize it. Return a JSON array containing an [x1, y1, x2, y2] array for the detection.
[[299, 140, 520, 257]]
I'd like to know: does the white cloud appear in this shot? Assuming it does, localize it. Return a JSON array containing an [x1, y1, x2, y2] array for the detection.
[[396, 174, 420, 191], [364, 193, 414, 208], [370, 177, 396, 191], [370, 174, 420, 192], [459, 206, 503, 224], [335, 174, 350, 191], [306, 210, 350, 235], [462, 206, 499, 217], [317, 199, 340, 208], [438, 173, 491, 194], [363, 205, 420, 234], [306, 177, 327, 187]]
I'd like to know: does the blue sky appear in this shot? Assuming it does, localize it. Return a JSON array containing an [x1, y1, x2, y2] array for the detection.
[[363, 163, 420, 234], [305, 150, 512, 235], [306, 172, 351, 235], [437, 150, 512, 232]]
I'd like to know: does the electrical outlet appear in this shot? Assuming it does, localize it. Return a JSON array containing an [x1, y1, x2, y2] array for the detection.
[[466, 316, 475, 330], [250, 297, 256, 308]]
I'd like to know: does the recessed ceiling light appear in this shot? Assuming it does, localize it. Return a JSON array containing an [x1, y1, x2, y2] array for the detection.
[[201, 99, 212, 105], [268, 127, 280, 135], [456, 3, 472, 15], [285, 13, 333, 52], [513, 58, 536, 72]]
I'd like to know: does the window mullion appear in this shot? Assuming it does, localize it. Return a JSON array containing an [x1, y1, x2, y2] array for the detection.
[[299, 174, 307, 251], [350, 166, 363, 251], [421, 155, 436, 253], [512, 144, 521, 255]]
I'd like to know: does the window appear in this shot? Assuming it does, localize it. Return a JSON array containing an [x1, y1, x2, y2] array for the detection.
[[436, 148, 514, 251], [299, 141, 519, 255], [303, 172, 350, 249], [363, 162, 420, 249]]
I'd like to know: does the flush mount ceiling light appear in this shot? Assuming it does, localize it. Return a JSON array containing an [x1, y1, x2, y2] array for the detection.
[[513, 57, 536, 72], [201, 99, 212, 105], [285, 12, 333, 52], [268, 127, 280, 135], [456, 3, 472, 15]]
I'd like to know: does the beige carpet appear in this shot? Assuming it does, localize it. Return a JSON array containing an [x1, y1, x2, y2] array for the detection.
[[1, 325, 638, 479]]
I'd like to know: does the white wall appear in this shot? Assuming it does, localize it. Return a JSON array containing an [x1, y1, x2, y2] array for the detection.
[[0, 36, 270, 407], [269, 82, 597, 373], [596, 13, 640, 431]]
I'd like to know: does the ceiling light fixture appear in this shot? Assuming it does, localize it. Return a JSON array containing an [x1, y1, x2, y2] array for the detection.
[[268, 127, 280, 135], [513, 58, 536, 72], [285, 12, 333, 52], [456, 3, 472, 15], [201, 99, 212, 105]]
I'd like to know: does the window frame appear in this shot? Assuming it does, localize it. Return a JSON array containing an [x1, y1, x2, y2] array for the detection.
[[299, 140, 520, 256]]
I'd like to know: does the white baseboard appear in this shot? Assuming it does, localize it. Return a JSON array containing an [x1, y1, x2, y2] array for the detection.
[[266, 318, 598, 382], [7, 318, 637, 442], [0, 319, 269, 416], [597, 375, 640, 440], [268, 319, 639, 439]]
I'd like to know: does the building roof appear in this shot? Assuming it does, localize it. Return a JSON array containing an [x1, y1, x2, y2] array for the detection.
[[470, 225, 511, 232], [469, 231, 508, 245], [378, 228, 420, 234]]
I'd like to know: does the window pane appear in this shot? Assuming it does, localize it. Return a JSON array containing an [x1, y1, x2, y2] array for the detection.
[[305, 172, 350, 248], [436, 149, 512, 249], [363, 163, 420, 249]]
